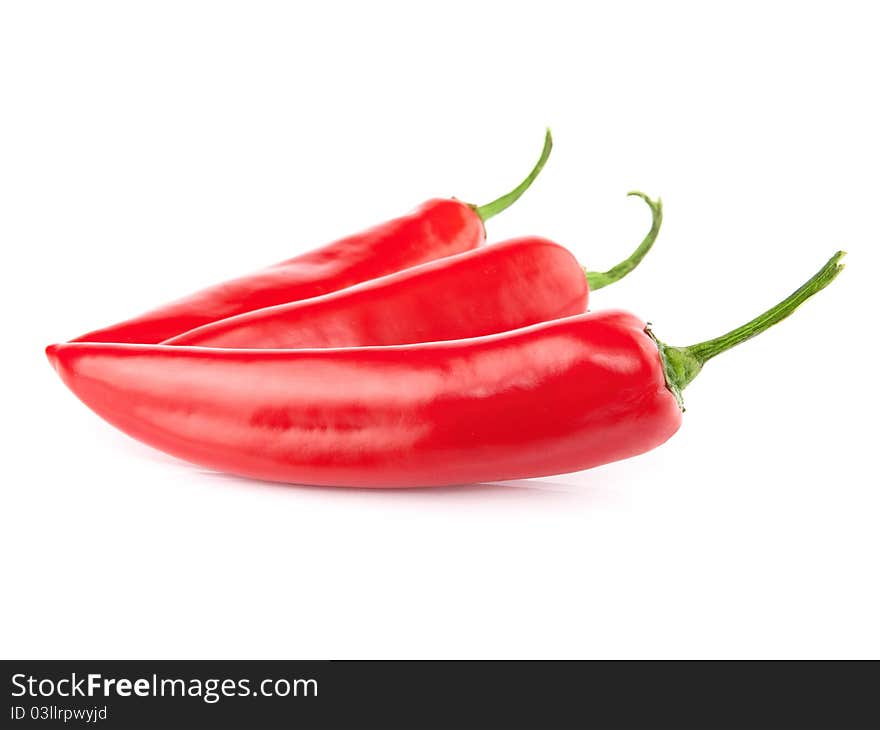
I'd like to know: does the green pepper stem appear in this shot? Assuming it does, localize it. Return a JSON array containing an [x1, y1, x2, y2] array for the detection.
[[473, 129, 553, 222], [585, 192, 663, 291], [652, 251, 846, 408]]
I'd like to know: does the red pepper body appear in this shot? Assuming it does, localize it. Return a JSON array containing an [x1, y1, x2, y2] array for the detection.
[[164, 238, 588, 348], [47, 311, 682, 488], [72, 199, 484, 344]]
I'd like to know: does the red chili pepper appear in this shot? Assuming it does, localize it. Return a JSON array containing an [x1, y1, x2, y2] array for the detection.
[[163, 193, 662, 349], [71, 131, 553, 344], [46, 252, 843, 488]]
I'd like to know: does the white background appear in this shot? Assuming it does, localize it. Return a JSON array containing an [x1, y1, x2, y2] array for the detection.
[[2, 1, 877, 659]]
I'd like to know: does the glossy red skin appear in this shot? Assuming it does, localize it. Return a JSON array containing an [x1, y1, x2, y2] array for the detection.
[[165, 238, 588, 348], [47, 311, 682, 488], [72, 199, 484, 344]]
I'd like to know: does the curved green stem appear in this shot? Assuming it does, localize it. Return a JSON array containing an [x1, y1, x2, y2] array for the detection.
[[585, 192, 663, 290], [651, 251, 846, 408], [472, 129, 553, 222]]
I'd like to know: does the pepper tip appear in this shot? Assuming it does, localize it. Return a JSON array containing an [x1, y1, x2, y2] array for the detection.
[[45, 343, 61, 372]]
